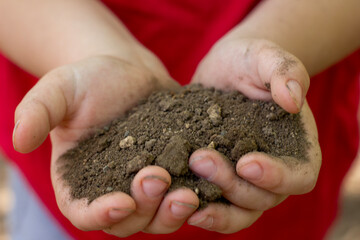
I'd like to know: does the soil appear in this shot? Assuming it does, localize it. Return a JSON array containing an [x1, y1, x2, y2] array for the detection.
[[60, 84, 309, 208]]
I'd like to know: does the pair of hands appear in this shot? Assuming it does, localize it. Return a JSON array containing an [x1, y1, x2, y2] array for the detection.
[[13, 38, 321, 237]]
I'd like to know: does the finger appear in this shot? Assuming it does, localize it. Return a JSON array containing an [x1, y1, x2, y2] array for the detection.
[[13, 66, 75, 153], [188, 203, 263, 234], [52, 169, 136, 231], [67, 193, 136, 231], [236, 152, 319, 195], [104, 166, 171, 237], [144, 188, 199, 234], [237, 102, 321, 195], [256, 44, 310, 113], [189, 149, 285, 211]]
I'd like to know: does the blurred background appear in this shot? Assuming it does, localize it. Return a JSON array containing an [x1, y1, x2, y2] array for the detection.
[[0, 153, 12, 240], [1, 152, 360, 240], [327, 153, 360, 240]]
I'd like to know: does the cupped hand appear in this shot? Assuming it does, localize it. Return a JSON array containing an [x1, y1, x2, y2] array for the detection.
[[12, 55, 200, 237], [188, 38, 321, 233]]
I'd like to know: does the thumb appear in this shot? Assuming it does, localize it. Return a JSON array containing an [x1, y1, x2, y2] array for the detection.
[[13, 67, 74, 153], [257, 45, 310, 113]]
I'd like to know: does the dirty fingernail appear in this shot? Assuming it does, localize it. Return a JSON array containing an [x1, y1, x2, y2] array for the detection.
[[239, 162, 263, 181], [108, 208, 134, 221], [286, 80, 302, 111], [189, 157, 216, 180], [142, 175, 169, 198], [12, 120, 20, 151], [188, 215, 214, 229], [171, 201, 197, 218]]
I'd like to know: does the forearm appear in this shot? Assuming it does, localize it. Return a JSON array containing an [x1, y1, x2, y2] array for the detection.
[[0, 0, 158, 77], [226, 0, 360, 76]]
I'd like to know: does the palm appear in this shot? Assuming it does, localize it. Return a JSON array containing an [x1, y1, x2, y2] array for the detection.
[[50, 57, 160, 159]]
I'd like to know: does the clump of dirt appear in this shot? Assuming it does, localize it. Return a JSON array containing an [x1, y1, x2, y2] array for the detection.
[[60, 84, 309, 208]]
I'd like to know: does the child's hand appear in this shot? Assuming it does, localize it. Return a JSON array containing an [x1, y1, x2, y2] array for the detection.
[[12, 55, 201, 237], [188, 38, 321, 233]]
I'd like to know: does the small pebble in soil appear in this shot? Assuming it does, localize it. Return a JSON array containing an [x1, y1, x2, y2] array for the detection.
[[60, 84, 309, 208]]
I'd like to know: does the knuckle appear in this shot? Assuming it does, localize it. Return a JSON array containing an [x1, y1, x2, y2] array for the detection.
[[295, 166, 318, 194], [103, 228, 132, 238], [256, 194, 278, 211], [72, 221, 92, 232], [214, 164, 238, 191], [302, 174, 317, 193], [242, 211, 263, 230], [214, 220, 243, 234], [103, 228, 112, 234], [266, 172, 284, 191], [208, 217, 226, 233], [207, 212, 234, 234], [153, 221, 179, 233], [220, 177, 238, 194], [70, 214, 110, 232], [242, 218, 256, 230], [144, 226, 179, 235], [46, 65, 73, 81], [213, 225, 229, 233]]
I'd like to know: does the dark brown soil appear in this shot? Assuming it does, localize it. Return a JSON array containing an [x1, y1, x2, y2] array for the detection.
[[60, 84, 308, 208]]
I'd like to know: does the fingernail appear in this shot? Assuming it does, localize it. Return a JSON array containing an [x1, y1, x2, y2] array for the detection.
[[142, 175, 169, 198], [170, 201, 197, 218], [188, 215, 214, 229], [108, 208, 134, 221], [239, 162, 263, 181], [189, 157, 217, 180], [12, 120, 20, 151], [286, 80, 302, 111]]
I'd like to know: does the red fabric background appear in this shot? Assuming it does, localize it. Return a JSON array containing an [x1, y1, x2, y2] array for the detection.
[[0, 0, 359, 239]]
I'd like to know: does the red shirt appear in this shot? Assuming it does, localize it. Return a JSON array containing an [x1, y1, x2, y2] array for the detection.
[[0, 0, 359, 239]]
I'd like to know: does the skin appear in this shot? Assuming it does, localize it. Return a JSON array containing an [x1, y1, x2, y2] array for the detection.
[[188, 39, 321, 232], [1, 0, 359, 237]]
